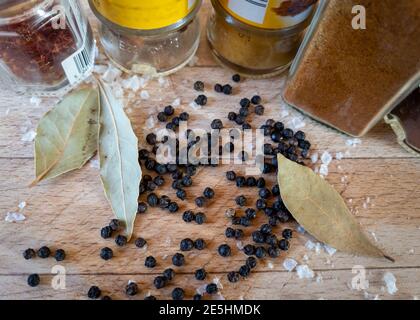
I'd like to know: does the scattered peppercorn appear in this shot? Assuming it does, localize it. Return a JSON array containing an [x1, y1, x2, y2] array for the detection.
[[54, 249, 65, 262], [252, 231, 265, 244], [172, 253, 185, 267], [88, 286, 101, 299], [100, 247, 113, 260], [194, 238, 206, 250], [222, 84, 232, 95], [214, 83, 223, 92], [182, 210, 195, 223], [179, 112, 190, 121], [147, 193, 159, 207], [154, 175, 165, 187], [115, 235, 127, 247], [226, 171, 236, 181], [218, 244, 231, 257], [195, 268, 207, 281], [154, 276, 167, 289], [246, 256, 257, 269], [180, 238, 194, 252], [243, 244, 256, 256], [255, 246, 267, 259], [164, 268, 175, 281], [195, 196, 206, 208], [228, 111, 237, 121], [278, 239, 290, 251], [168, 202, 179, 213], [135, 237, 147, 248], [137, 202, 148, 214], [245, 208, 257, 219], [164, 105, 175, 116], [23, 248, 36, 260], [268, 246, 280, 258], [265, 234, 278, 246], [235, 195, 247, 207], [232, 74, 241, 82], [172, 287, 185, 300], [109, 219, 120, 232], [246, 177, 257, 187], [37, 246, 50, 259], [159, 196, 171, 209], [225, 227, 235, 238], [236, 176, 246, 187], [203, 187, 215, 199], [194, 81, 204, 91], [195, 212, 206, 225], [125, 282, 138, 296], [145, 256, 157, 268], [256, 177, 266, 188], [239, 265, 250, 277], [254, 104, 265, 115], [193, 294, 202, 300], [27, 274, 40, 287], [211, 119, 223, 130], [195, 94, 208, 106], [256, 199, 267, 210], [139, 149, 150, 160], [176, 189, 187, 201], [239, 107, 249, 117], [182, 175, 193, 187], [227, 271, 240, 283], [146, 133, 157, 145], [282, 229, 293, 240], [235, 115, 245, 125], [260, 224, 272, 234], [157, 112, 167, 122], [235, 229, 244, 239]]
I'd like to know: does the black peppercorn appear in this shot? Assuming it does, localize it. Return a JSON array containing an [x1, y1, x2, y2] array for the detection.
[[23, 248, 36, 260], [195, 268, 207, 281], [115, 235, 127, 247], [180, 238, 194, 251], [211, 119, 223, 130], [294, 130, 306, 141], [179, 112, 190, 121], [138, 149, 150, 160], [239, 106, 249, 117], [252, 231, 265, 244], [278, 239, 290, 251], [246, 256, 257, 269], [100, 225, 113, 239], [182, 175, 193, 187], [240, 98, 250, 108], [195, 94, 208, 106], [235, 195, 247, 207], [225, 227, 236, 238], [159, 196, 171, 209], [206, 283, 218, 294], [166, 122, 175, 130], [164, 105, 175, 116], [135, 237, 147, 248], [282, 128, 294, 140], [265, 234, 278, 246], [218, 244, 231, 257], [272, 184, 280, 196], [268, 246, 280, 258], [239, 265, 250, 277], [282, 229, 293, 240], [251, 95, 262, 105], [157, 112, 167, 122], [242, 123, 252, 130], [236, 176, 246, 187], [260, 224, 272, 234], [155, 164, 167, 175], [109, 219, 120, 231], [235, 229, 244, 239], [271, 131, 282, 143], [232, 74, 241, 82], [256, 177, 266, 188], [146, 181, 157, 192], [154, 276, 167, 289], [194, 81, 204, 91], [246, 177, 257, 187], [175, 189, 186, 201], [203, 187, 215, 199], [137, 202, 148, 214], [37, 246, 50, 259], [264, 207, 275, 217], [88, 286, 101, 299], [194, 238, 206, 250], [163, 268, 175, 281], [214, 83, 223, 92], [172, 287, 185, 300], [226, 171, 236, 181], [102, 296, 112, 300], [145, 256, 157, 268], [195, 196, 206, 208], [54, 249, 65, 262], [255, 246, 266, 259], [228, 112, 237, 122], [146, 133, 157, 145], [254, 104, 265, 115], [235, 115, 245, 125], [172, 116, 180, 126], [147, 193, 159, 207], [227, 271, 240, 283], [269, 216, 279, 227], [27, 274, 40, 287], [195, 212, 206, 225], [243, 244, 256, 256], [193, 294, 202, 300], [245, 208, 257, 219], [168, 202, 179, 213], [231, 216, 241, 225], [125, 282, 138, 296], [100, 247, 113, 260], [240, 216, 251, 227], [256, 199, 267, 210], [145, 158, 156, 171], [172, 253, 185, 267], [182, 210, 195, 223], [222, 84, 232, 95]]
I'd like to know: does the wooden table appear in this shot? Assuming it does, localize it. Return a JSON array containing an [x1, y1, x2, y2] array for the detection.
[[0, 1, 419, 300]]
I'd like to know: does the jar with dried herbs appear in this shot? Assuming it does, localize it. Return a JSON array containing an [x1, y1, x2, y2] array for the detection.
[[0, 0, 95, 94], [207, 0, 317, 78], [89, 0, 202, 77]]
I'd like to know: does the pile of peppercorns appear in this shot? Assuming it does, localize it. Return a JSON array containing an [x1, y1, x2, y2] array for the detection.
[[23, 73, 311, 300]]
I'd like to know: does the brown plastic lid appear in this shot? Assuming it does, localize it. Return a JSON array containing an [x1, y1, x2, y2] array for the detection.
[[385, 87, 420, 155]]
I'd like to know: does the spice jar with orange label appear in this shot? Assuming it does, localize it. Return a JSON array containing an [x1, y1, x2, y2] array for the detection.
[[207, 0, 317, 78], [0, 0, 95, 94], [89, 0, 202, 77]]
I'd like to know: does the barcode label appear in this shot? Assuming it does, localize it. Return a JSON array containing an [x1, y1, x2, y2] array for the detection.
[[62, 36, 94, 85], [228, 0, 269, 24]]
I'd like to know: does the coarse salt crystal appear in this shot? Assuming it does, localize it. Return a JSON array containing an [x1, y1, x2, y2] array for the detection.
[[89, 159, 100, 169], [335, 152, 344, 160], [213, 277, 223, 289], [172, 98, 181, 107], [408, 249, 415, 255], [383, 272, 398, 295], [189, 101, 201, 110], [346, 138, 362, 147], [140, 90, 150, 100], [321, 151, 333, 165], [283, 258, 297, 271], [315, 242, 322, 254], [236, 241, 244, 250], [303, 254, 309, 262], [267, 261, 274, 269], [196, 284, 207, 295], [296, 265, 315, 279], [188, 55, 199, 67], [323, 244, 337, 256], [311, 153, 319, 164], [30, 96, 42, 107], [146, 116, 155, 129], [319, 164, 329, 176], [5, 212, 26, 222], [290, 117, 306, 130], [305, 240, 316, 251], [370, 232, 378, 242], [93, 65, 108, 74], [102, 65, 122, 83], [297, 225, 306, 234], [158, 77, 169, 87], [18, 201, 26, 211], [316, 273, 323, 283], [281, 110, 289, 118], [21, 130, 36, 142], [122, 75, 141, 91]]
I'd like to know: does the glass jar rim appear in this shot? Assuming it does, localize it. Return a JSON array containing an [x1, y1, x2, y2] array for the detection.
[[88, 0, 203, 36], [211, 0, 314, 35], [0, 0, 54, 26]]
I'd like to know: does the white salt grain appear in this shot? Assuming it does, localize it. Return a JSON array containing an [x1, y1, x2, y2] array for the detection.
[[323, 244, 337, 256], [321, 151, 333, 165], [296, 265, 315, 279], [310, 153, 319, 164], [408, 248, 415, 255], [315, 242, 322, 254], [305, 240, 316, 251], [335, 152, 344, 160], [172, 98, 181, 107], [122, 75, 141, 91], [283, 258, 297, 272], [214, 293, 226, 300], [189, 101, 201, 110], [236, 241, 244, 250], [370, 232, 378, 242], [303, 254, 309, 262], [267, 261, 274, 269], [213, 277, 223, 289], [319, 164, 329, 176], [93, 65, 108, 74], [346, 138, 362, 147], [30, 96, 42, 107], [102, 65, 122, 83], [290, 117, 306, 130], [158, 77, 169, 87], [383, 272, 398, 295], [5, 212, 26, 222], [21, 130, 37, 142], [316, 273, 323, 283], [196, 284, 207, 295], [146, 116, 155, 129], [89, 159, 100, 169], [281, 110, 289, 118], [18, 201, 26, 211], [297, 225, 306, 234], [140, 90, 150, 100]]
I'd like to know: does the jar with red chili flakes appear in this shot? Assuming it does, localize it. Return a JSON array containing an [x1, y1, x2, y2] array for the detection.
[[0, 0, 95, 94]]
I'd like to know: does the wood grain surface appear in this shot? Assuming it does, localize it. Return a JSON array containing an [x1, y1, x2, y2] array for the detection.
[[0, 1, 419, 300]]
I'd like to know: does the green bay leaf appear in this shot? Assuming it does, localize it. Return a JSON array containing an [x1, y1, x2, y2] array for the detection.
[[32, 88, 99, 185], [277, 154, 393, 261], [97, 78, 141, 240]]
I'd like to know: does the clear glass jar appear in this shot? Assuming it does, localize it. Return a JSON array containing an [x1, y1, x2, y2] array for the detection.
[[89, 0, 202, 77], [207, 0, 316, 78], [0, 0, 95, 95]]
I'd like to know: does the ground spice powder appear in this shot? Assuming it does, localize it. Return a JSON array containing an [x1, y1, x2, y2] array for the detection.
[[283, 0, 420, 136]]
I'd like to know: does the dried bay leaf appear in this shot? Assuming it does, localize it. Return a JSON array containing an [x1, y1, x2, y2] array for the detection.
[[277, 154, 393, 261], [97, 78, 141, 240], [32, 88, 99, 185]]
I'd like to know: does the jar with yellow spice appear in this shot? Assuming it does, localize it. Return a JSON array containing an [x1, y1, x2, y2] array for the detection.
[[207, 0, 317, 78], [89, 0, 202, 77]]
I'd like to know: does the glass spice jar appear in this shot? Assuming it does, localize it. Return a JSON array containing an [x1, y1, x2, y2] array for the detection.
[[89, 0, 202, 77], [207, 0, 317, 78], [0, 0, 95, 94]]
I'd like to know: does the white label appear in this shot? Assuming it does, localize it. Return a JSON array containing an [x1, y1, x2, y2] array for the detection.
[[228, 0, 269, 24], [61, 38, 94, 85]]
